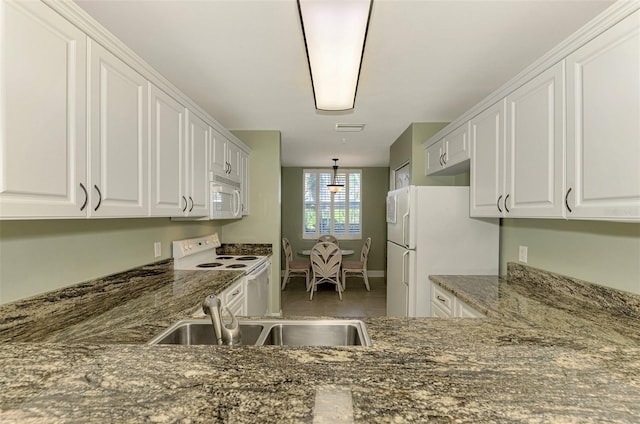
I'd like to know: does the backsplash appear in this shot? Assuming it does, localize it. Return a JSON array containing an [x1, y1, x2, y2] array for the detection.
[[216, 243, 273, 256]]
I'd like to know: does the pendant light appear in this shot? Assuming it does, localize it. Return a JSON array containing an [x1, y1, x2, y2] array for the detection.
[[327, 158, 345, 193]]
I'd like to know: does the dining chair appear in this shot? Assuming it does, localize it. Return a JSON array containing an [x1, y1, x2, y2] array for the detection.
[[317, 234, 338, 245], [281, 237, 310, 290], [341, 237, 371, 291], [309, 242, 343, 300]]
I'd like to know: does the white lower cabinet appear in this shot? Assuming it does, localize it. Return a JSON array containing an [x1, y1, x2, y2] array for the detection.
[[0, 0, 87, 218], [222, 279, 246, 317], [431, 284, 484, 318], [565, 10, 640, 220]]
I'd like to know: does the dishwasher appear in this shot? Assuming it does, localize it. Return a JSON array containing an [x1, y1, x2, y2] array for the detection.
[[245, 259, 271, 316]]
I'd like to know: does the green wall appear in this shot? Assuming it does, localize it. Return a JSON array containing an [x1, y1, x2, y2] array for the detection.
[[0, 218, 222, 304], [389, 122, 469, 187], [281, 167, 389, 275], [225, 130, 282, 314], [500, 219, 640, 294]]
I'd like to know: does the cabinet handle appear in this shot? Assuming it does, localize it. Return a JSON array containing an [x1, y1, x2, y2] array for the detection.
[[442, 153, 447, 165], [231, 289, 240, 297], [182, 196, 188, 212], [565, 188, 572, 213], [188, 196, 194, 212], [439, 154, 444, 166], [504, 194, 510, 213], [497, 195, 503, 213], [94, 185, 102, 211], [79, 183, 88, 211], [436, 295, 446, 303]]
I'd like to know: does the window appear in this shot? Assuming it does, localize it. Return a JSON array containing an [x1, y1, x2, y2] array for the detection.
[[303, 169, 361, 239]]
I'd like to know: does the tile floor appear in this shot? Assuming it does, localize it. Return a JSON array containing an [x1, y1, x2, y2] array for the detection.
[[280, 275, 386, 317]]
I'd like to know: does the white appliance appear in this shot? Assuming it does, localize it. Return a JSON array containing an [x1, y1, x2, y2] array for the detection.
[[386, 186, 499, 317], [210, 176, 242, 220], [172, 234, 270, 316]]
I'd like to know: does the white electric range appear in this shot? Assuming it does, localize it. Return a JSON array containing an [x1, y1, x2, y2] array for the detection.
[[172, 234, 271, 316], [172, 234, 267, 273]]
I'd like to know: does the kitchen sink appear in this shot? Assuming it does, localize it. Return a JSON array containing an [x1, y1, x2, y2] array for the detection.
[[148, 320, 264, 345], [148, 319, 371, 346]]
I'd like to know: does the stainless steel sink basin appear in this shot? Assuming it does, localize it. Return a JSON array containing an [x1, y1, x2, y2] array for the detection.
[[148, 320, 264, 345], [148, 319, 371, 346]]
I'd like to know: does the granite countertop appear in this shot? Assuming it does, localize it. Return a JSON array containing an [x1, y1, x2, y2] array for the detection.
[[1, 262, 639, 422]]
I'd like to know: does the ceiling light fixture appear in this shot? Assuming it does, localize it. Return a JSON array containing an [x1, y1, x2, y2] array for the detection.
[[327, 158, 345, 193], [297, 0, 372, 111]]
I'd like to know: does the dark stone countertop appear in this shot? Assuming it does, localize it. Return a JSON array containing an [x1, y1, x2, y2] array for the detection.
[[0, 262, 639, 423]]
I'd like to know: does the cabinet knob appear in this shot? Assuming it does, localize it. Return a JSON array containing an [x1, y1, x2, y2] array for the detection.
[[79, 183, 88, 211], [497, 195, 503, 213]]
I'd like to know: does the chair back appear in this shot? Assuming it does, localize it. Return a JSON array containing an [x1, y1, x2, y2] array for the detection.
[[310, 242, 342, 279], [317, 234, 338, 245], [360, 237, 371, 264], [282, 237, 294, 265]]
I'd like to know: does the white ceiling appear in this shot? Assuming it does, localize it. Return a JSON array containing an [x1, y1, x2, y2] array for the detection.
[[75, 0, 614, 167]]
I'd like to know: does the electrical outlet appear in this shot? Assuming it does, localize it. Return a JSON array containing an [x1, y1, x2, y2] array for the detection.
[[518, 245, 528, 263], [154, 242, 162, 258]]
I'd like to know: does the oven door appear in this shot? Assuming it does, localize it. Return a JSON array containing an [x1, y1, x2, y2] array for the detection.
[[210, 183, 241, 219]]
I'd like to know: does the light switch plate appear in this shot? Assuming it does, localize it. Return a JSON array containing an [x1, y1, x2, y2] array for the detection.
[[518, 245, 528, 263], [154, 242, 162, 258]]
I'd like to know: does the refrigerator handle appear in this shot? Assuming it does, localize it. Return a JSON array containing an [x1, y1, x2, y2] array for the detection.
[[402, 212, 409, 247], [402, 250, 410, 286]]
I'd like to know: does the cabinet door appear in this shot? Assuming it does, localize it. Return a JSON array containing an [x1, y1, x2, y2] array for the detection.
[[88, 40, 148, 217], [185, 110, 210, 216], [425, 141, 444, 175], [566, 10, 640, 220], [443, 122, 470, 168], [505, 62, 565, 218], [470, 100, 506, 217], [240, 150, 250, 215], [0, 1, 87, 218], [226, 141, 242, 182], [149, 85, 186, 216], [210, 128, 228, 177]]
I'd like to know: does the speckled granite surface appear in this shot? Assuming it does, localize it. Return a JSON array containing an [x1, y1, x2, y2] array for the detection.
[[0, 263, 639, 423], [217, 243, 273, 256]]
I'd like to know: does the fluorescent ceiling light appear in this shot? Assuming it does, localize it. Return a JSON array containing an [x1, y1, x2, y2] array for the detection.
[[298, 0, 372, 111]]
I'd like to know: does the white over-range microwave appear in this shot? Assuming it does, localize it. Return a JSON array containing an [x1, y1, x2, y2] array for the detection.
[[210, 176, 242, 219]]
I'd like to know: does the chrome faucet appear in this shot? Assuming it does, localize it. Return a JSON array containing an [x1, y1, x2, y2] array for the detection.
[[201, 295, 242, 345]]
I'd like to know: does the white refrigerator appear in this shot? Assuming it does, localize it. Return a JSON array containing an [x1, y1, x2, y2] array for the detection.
[[386, 186, 499, 317]]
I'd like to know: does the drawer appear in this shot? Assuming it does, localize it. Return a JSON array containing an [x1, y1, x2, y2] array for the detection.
[[431, 284, 454, 315], [455, 298, 485, 318], [431, 301, 452, 318], [223, 279, 245, 305]]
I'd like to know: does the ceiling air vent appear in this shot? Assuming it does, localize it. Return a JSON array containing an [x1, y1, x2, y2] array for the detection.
[[335, 123, 365, 132]]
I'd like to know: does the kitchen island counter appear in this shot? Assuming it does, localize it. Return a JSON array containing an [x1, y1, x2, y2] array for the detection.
[[1, 263, 639, 423]]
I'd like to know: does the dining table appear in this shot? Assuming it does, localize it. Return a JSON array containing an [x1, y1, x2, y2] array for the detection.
[[298, 249, 354, 256]]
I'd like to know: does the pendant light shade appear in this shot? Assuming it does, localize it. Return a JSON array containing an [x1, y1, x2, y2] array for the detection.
[[298, 0, 372, 111], [327, 158, 345, 193]]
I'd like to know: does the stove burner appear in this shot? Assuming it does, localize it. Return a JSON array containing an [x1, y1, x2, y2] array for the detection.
[[236, 256, 258, 261], [216, 256, 234, 260], [226, 264, 247, 269], [197, 263, 224, 268]]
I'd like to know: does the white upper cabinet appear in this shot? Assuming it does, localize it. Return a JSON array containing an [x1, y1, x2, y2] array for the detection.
[[149, 84, 186, 216], [0, 1, 87, 218], [566, 10, 640, 220], [226, 141, 242, 183], [240, 150, 250, 215], [185, 111, 210, 217], [210, 128, 228, 177], [88, 40, 148, 217], [504, 62, 565, 218], [470, 100, 506, 217], [425, 123, 471, 176]]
